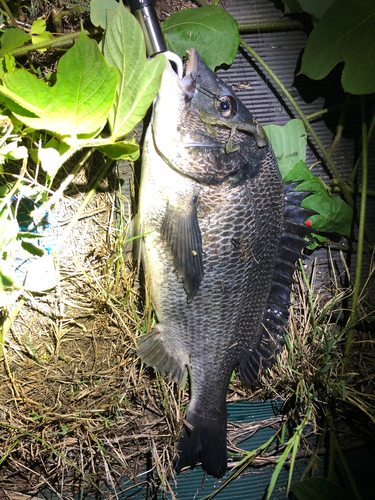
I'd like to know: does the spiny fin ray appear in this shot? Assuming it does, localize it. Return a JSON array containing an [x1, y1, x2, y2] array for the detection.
[[239, 181, 315, 386]]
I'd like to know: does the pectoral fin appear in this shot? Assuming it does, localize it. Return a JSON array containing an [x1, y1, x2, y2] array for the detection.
[[161, 195, 204, 302]]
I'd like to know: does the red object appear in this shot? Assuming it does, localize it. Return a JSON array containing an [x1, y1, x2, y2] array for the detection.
[[305, 220, 312, 227]]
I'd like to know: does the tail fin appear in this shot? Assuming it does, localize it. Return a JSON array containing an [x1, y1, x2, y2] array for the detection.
[[175, 409, 227, 478]]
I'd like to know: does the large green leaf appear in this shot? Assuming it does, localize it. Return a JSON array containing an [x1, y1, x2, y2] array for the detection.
[[300, 0, 375, 95], [90, 0, 119, 30], [298, 0, 336, 19], [280, 0, 304, 14], [285, 160, 353, 238], [264, 119, 307, 179], [281, 0, 336, 18], [162, 5, 239, 70], [104, 1, 166, 139], [0, 31, 118, 137], [291, 477, 352, 500]]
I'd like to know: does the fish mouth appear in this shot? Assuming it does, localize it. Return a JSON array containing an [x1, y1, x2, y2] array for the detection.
[[177, 48, 198, 98]]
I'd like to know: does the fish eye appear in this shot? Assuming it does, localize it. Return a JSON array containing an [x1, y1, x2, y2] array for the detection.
[[217, 95, 236, 118]]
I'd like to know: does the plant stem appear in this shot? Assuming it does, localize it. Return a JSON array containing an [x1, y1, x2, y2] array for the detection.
[[238, 21, 303, 33], [332, 430, 361, 499], [331, 184, 375, 198], [0, 0, 18, 28], [299, 260, 316, 339], [239, 38, 354, 209], [346, 110, 375, 185], [343, 97, 368, 370], [0, 157, 27, 213], [327, 95, 350, 158], [0, 296, 27, 358], [0, 29, 101, 58]]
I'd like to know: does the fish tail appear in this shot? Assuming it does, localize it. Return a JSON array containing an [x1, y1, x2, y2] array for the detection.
[[175, 408, 227, 478]]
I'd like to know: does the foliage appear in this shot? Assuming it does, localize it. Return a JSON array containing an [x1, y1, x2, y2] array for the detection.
[[281, 0, 336, 19], [265, 121, 353, 243], [0, 0, 165, 305], [283, 0, 375, 95], [162, 5, 239, 70], [1, 32, 118, 138]]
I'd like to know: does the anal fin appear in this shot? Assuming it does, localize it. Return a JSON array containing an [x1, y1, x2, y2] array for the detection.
[[137, 326, 187, 388]]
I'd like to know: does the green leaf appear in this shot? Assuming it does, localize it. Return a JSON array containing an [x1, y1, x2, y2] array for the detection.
[[300, 0, 375, 95], [264, 120, 352, 239], [21, 240, 44, 257], [30, 19, 48, 36], [280, 0, 304, 14], [5, 53, 16, 73], [18, 232, 41, 239], [0, 209, 18, 248], [297, 0, 336, 19], [162, 5, 239, 70], [0, 28, 30, 53], [291, 477, 352, 500], [0, 261, 15, 291], [285, 160, 353, 237], [264, 119, 307, 178], [90, 0, 119, 30], [1, 31, 118, 137], [97, 142, 139, 160], [30, 20, 54, 51], [104, 1, 166, 139], [0, 141, 28, 160]]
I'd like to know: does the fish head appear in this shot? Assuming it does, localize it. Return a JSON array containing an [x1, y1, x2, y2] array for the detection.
[[151, 48, 269, 185]]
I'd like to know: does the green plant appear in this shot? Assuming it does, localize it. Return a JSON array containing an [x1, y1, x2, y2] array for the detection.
[[0, 1, 165, 353]]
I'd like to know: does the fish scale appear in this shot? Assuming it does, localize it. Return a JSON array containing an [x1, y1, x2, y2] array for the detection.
[[136, 49, 312, 478]]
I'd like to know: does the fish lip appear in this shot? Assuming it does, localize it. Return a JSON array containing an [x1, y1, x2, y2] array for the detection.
[[177, 48, 198, 98]]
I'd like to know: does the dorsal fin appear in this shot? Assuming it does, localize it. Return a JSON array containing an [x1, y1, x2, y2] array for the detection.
[[239, 181, 314, 386]]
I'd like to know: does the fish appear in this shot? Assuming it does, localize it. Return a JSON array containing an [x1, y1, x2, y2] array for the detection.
[[135, 48, 312, 478]]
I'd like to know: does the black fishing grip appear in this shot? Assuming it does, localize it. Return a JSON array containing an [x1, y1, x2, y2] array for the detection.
[[125, 0, 167, 56]]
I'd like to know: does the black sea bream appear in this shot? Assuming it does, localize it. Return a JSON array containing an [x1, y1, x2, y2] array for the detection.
[[136, 49, 312, 478]]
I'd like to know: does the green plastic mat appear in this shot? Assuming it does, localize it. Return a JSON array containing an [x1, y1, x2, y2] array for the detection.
[[94, 400, 374, 499]]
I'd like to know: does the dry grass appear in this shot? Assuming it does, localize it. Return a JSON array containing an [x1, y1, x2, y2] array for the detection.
[[0, 163, 186, 498], [262, 255, 375, 445]]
